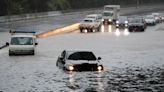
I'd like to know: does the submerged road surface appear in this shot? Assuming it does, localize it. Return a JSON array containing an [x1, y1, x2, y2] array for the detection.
[[0, 5, 164, 91], [0, 22, 164, 91]]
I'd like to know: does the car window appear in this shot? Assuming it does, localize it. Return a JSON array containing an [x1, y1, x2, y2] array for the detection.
[[68, 52, 97, 60], [129, 18, 142, 23], [118, 16, 127, 22], [103, 12, 113, 16], [84, 19, 94, 22], [11, 37, 33, 45], [86, 16, 96, 19]]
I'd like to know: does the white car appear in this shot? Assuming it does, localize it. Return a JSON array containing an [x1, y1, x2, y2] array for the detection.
[[144, 15, 156, 26], [79, 14, 102, 33], [152, 13, 162, 23]]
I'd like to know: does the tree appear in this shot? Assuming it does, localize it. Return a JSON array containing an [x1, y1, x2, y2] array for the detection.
[[47, 0, 70, 10]]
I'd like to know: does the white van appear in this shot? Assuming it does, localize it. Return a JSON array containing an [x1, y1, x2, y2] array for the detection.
[[102, 5, 120, 24], [6, 30, 38, 56]]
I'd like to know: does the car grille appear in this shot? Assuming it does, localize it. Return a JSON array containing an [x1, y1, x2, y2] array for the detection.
[[73, 63, 98, 71]]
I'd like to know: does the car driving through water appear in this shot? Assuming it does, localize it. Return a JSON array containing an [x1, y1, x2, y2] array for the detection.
[[79, 14, 102, 33], [56, 50, 104, 72], [116, 16, 129, 28], [128, 17, 147, 32]]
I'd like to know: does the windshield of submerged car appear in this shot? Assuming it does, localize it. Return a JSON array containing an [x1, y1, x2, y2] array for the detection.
[[67, 52, 97, 60], [11, 37, 33, 45]]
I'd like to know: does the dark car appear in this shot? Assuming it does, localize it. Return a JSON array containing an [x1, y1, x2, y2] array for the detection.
[[116, 16, 128, 28], [56, 50, 103, 72], [128, 17, 147, 32]]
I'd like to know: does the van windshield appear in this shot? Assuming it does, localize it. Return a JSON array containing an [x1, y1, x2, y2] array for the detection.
[[103, 12, 113, 16], [11, 37, 33, 45], [104, 7, 114, 10]]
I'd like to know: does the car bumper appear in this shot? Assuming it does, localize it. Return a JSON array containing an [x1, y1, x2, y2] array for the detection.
[[66, 64, 103, 71]]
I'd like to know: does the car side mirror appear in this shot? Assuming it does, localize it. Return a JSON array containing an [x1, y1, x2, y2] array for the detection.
[[35, 43, 38, 45], [6, 42, 9, 46], [98, 57, 101, 60], [61, 61, 65, 64], [59, 57, 65, 64], [59, 57, 64, 60]]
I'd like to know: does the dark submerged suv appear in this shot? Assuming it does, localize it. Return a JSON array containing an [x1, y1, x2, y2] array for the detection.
[[56, 50, 103, 72]]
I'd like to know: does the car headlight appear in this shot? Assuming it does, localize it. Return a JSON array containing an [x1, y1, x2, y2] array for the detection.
[[125, 21, 128, 24], [116, 21, 119, 24], [101, 19, 104, 21], [67, 65, 74, 71], [97, 65, 103, 71], [108, 19, 112, 22]]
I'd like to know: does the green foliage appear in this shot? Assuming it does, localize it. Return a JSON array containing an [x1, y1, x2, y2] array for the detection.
[[0, 0, 164, 16], [48, 0, 70, 10]]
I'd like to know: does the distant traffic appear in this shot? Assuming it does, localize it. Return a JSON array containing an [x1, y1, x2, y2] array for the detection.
[[79, 5, 164, 33], [3, 4, 164, 72]]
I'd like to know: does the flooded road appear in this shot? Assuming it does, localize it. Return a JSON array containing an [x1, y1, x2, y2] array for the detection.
[[0, 7, 164, 92]]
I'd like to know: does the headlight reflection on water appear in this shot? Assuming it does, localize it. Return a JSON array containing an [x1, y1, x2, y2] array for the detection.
[[67, 72, 104, 92], [108, 25, 112, 32], [123, 28, 130, 36], [101, 25, 105, 33], [115, 28, 121, 36], [115, 28, 130, 36], [101, 25, 112, 33]]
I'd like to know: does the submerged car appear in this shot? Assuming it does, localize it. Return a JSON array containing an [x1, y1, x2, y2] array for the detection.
[[116, 16, 128, 28], [56, 50, 103, 71], [128, 17, 146, 32]]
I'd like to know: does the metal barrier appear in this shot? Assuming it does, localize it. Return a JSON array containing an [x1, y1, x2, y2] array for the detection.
[[0, 11, 62, 23], [0, 44, 8, 49], [0, 4, 164, 23]]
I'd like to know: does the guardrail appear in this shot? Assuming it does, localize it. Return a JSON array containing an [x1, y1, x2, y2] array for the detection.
[[0, 11, 62, 23], [0, 44, 8, 49]]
